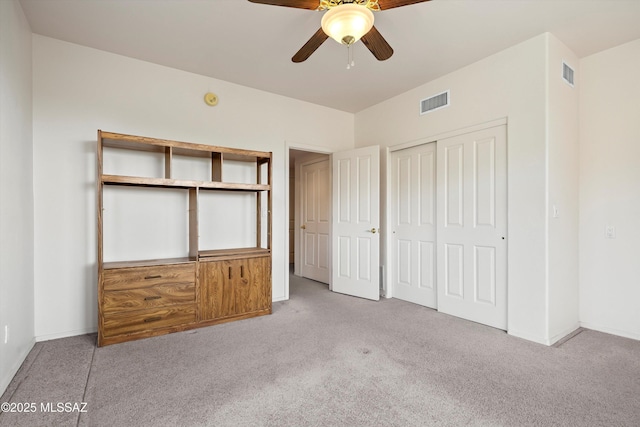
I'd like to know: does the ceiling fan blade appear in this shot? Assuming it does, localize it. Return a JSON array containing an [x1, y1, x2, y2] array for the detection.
[[377, 0, 431, 10], [292, 28, 329, 62], [247, 0, 320, 10], [361, 26, 393, 61]]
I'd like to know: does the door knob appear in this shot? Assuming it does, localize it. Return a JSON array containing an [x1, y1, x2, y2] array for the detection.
[[370, 228, 378, 234], [301, 224, 306, 230]]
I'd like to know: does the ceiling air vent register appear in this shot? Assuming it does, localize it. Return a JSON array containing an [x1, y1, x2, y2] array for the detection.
[[562, 61, 575, 87], [420, 90, 450, 115]]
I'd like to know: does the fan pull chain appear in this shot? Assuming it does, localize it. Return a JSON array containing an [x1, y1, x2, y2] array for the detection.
[[346, 45, 350, 69], [346, 45, 356, 70]]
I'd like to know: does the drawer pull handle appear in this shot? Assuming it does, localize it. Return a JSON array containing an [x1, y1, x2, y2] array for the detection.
[[228, 267, 232, 280], [144, 296, 161, 301], [241, 265, 244, 278], [144, 275, 162, 280], [143, 316, 162, 323]]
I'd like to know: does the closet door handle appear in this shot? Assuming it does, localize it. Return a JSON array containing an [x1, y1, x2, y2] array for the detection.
[[228, 266, 232, 280], [241, 265, 244, 278]]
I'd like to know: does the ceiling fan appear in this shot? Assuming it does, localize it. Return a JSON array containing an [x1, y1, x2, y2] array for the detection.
[[248, 0, 431, 63]]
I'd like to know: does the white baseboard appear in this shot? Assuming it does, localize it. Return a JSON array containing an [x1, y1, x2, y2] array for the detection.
[[272, 295, 287, 302], [35, 327, 97, 343], [579, 322, 640, 342], [549, 323, 581, 346], [0, 338, 36, 397], [507, 328, 550, 346]]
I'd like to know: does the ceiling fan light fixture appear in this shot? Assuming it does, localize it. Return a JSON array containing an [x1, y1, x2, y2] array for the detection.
[[321, 4, 374, 45]]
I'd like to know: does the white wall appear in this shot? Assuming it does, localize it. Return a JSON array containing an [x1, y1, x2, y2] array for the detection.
[[546, 36, 580, 343], [579, 38, 640, 340], [356, 34, 552, 344], [32, 36, 354, 340], [0, 0, 35, 395]]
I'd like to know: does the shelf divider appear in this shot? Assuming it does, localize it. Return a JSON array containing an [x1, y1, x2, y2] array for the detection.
[[211, 152, 222, 182], [189, 188, 198, 259], [165, 146, 172, 179]]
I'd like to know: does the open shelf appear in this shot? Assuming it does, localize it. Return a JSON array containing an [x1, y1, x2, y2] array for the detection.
[[101, 131, 271, 162], [102, 174, 270, 191], [97, 130, 273, 346]]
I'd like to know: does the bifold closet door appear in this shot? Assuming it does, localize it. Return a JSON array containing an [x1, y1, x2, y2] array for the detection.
[[436, 125, 507, 330], [390, 143, 437, 308]]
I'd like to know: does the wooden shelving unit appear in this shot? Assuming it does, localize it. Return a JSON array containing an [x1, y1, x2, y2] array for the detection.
[[97, 130, 272, 346]]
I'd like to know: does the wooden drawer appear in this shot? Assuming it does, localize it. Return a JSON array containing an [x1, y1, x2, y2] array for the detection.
[[103, 282, 195, 313], [102, 304, 196, 338], [103, 263, 195, 291]]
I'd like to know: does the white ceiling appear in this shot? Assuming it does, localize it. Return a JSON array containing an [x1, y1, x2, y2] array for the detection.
[[19, 0, 640, 113]]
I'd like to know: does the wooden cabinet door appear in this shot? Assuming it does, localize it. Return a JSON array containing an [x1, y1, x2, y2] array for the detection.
[[236, 256, 271, 314], [200, 259, 230, 320], [200, 256, 271, 321]]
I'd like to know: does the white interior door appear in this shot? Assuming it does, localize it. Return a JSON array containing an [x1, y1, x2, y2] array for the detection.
[[437, 125, 507, 330], [390, 143, 437, 308], [332, 145, 380, 300], [301, 159, 331, 284]]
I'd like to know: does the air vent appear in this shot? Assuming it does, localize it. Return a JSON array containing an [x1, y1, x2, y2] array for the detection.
[[562, 61, 575, 87], [420, 90, 450, 115]]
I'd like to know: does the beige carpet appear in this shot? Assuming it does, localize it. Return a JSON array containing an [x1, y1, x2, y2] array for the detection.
[[2, 274, 639, 426]]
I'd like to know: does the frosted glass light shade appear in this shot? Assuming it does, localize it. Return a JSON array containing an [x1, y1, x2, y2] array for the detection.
[[321, 4, 374, 45]]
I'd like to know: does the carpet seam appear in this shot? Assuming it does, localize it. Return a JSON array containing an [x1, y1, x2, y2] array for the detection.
[[77, 337, 97, 427]]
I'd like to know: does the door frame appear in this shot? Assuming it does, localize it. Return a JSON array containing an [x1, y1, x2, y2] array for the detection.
[[285, 142, 333, 300], [286, 142, 381, 300], [384, 118, 507, 300]]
